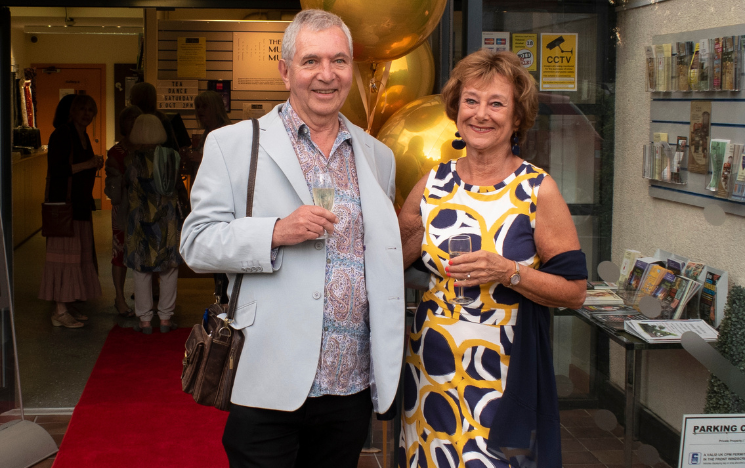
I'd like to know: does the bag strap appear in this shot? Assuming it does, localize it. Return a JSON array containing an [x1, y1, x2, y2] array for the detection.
[[44, 139, 74, 204], [225, 118, 260, 323]]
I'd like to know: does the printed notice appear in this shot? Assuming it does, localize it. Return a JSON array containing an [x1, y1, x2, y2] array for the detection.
[[482, 32, 510, 53], [177, 37, 207, 79], [233, 32, 286, 91], [512, 34, 537, 71], [540, 33, 577, 91], [156, 80, 198, 111], [680, 414, 745, 466]]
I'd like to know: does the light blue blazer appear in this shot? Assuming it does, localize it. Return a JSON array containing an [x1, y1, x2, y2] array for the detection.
[[179, 105, 405, 413]]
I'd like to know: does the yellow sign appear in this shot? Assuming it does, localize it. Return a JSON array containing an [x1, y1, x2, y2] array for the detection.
[[512, 34, 537, 72], [177, 37, 207, 79], [540, 33, 577, 91]]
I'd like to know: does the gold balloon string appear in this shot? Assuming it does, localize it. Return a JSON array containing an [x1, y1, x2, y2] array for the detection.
[[353, 63, 371, 132], [366, 61, 392, 134]]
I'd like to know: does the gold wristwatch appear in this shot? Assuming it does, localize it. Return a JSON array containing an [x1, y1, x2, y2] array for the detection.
[[508, 261, 521, 287]]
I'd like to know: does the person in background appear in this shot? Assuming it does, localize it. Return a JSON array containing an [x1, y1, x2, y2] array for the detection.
[[397, 50, 587, 467], [104, 105, 142, 318], [39, 94, 103, 328], [124, 114, 183, 334], [180, 10, 404, 468], [192, 90, 233, 305]]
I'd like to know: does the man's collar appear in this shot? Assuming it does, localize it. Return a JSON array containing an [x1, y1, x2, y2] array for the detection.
[[280, 100, 351, 141]]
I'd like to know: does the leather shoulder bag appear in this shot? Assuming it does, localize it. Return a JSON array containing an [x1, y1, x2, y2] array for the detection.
[[181, 118, 260, 411]]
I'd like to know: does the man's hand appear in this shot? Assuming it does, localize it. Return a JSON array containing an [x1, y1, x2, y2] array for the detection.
[[271, 205, 338, 248]]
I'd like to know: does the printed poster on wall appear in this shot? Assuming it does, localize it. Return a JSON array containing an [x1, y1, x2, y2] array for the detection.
[[177, 37, 207, 79], [233, 32, 286, 92], [679, 414, 745, 467], [156, 80, 198, 111], [482, 32, 510, 53], [688, 101, 712, 174], [540, 33, 577, 91], [512, 34, 537, 71]]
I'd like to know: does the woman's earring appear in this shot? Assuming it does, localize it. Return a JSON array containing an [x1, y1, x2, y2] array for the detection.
[[511, 132, 520, 156], [452, 131, 466, 150]]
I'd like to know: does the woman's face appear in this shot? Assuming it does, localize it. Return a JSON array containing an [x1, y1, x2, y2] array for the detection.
[[70, 103, 96, 129], [456, 75, 519, 155], [195, 101, 217, 130]]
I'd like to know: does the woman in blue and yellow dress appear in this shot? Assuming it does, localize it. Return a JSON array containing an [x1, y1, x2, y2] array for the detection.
[[397, 50, 588, 468]]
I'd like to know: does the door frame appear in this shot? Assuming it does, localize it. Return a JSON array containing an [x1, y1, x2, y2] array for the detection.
[[30, 62, 109, 209]]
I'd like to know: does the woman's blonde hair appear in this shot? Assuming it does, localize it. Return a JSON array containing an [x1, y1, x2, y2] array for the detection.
[[129, 114, 167, 145], [441, 50, 538, 145]]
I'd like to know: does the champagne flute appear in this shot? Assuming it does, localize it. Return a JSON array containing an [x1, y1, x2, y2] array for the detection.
[[311, 169, 335, 238], [448, 235, 473, 305]]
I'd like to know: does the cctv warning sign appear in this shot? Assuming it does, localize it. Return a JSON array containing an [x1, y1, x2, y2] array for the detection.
[[540, 33, 577, 91]]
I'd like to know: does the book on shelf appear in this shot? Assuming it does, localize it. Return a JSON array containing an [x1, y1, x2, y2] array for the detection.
[[683, 262, 705, 280], [618, 249, 642, 287], [623, 319, 718, 343], [583, 289, 625, 306], [665, 258, 685, 277], [699, 271, 722, 326], [651, 271, 677, 302], [636, 264, 669, 298], [593, 311, 650, 333]]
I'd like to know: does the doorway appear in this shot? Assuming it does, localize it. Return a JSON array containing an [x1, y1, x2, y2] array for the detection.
[[32, 63, 108, 209]]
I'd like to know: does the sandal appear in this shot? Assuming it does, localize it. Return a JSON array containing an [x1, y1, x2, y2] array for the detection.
[[160, 320, 178, 334], [51, 311, 84, 328], [133, 322, 153, 335], [115, 300, 135, 318]]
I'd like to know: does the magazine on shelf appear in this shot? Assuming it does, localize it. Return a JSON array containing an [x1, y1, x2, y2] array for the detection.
[[594, 312, 650, 332], [731, 144, 745, 202], [683, 262, 705, 281], [624, 319, 718, 343], [618, 249, 642, 287], [587, 281, 617, 290], [583, 289, 625, 306], [699, 271, 722, 326], [666, 258, 685, 277]]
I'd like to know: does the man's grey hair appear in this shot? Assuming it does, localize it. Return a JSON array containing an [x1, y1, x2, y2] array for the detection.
[[282, 9, 353, 62]]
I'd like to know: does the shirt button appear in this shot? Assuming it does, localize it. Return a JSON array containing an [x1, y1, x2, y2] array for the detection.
[[315, 241, 323, 250], [312, 291, 321, 300]]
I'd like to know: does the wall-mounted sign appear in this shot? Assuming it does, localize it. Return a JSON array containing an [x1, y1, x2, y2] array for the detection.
[[233, 32, 286, 91], [540, 33, 578, 91], [679, 414, 745, 467], [513, 34, 537, 72], [177, 37, 207, 79], [482, 32, 510, 53], [156, 80, 198, 110]]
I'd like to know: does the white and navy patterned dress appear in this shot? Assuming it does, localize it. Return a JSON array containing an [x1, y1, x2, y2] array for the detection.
[[398, 159, 547, 468]]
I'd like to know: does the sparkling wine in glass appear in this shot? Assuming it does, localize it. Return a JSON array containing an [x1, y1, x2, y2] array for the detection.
[[448, 235, 473, 305], [312, 169, 335, 238]]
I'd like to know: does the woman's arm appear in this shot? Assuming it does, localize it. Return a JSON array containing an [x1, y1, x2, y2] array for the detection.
[[398, 175, 427, 269], [447, 175, 586, 309]]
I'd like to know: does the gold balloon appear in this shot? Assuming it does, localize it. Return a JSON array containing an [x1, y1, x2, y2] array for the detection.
[[341, 42, 434, 136], [376, 95, 464, 210], [300, 0, 448, 63]]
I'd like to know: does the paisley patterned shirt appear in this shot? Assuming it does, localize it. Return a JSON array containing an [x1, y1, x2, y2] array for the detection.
[[279, 101, 370, 397]]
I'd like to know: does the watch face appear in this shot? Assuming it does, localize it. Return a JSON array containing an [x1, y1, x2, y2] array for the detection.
[[510, 273, 521, 286]]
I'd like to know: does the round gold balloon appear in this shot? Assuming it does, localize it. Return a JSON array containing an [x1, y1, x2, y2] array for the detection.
[[376, 95, 464, 210], [341, 42, 434, 136], [300, 0, 448, 63]]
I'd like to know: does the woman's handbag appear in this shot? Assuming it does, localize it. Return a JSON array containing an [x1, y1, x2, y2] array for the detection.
[[41, 147, 74, 237], [181, 119, 260, 411]]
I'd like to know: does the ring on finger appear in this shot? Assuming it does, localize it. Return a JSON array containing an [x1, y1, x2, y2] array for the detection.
[[467, 273, 471, 279]]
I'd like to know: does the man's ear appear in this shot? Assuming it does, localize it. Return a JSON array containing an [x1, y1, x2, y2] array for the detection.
[[278, 60, 291, 91]]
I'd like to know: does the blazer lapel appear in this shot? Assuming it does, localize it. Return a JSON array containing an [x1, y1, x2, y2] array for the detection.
[[259, 108, 313, 206]]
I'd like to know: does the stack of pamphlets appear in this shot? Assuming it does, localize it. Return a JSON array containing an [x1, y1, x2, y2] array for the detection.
[[576, 305, 648, 333], [623, 319, 718, 343], [586, 281, 617, 290], [583, 289, 625, 306]]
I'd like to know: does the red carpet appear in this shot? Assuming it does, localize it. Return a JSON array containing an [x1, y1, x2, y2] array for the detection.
[[53, 326, 229, 467]]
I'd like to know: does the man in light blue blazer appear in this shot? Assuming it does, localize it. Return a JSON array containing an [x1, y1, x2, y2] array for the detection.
[[179, 9, 404, 468]]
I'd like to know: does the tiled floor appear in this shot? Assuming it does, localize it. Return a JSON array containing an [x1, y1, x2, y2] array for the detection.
[[11, 409, 672, 468]]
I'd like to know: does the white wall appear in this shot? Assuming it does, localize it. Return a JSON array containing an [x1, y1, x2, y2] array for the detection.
[[612, 0, 745, 431], [11, 27, 140, 150]]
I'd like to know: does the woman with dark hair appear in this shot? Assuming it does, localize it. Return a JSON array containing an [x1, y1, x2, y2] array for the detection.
[[105, 105, 142, 317], [39, 94, 104, 328], [397, 50, 587, 468]]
